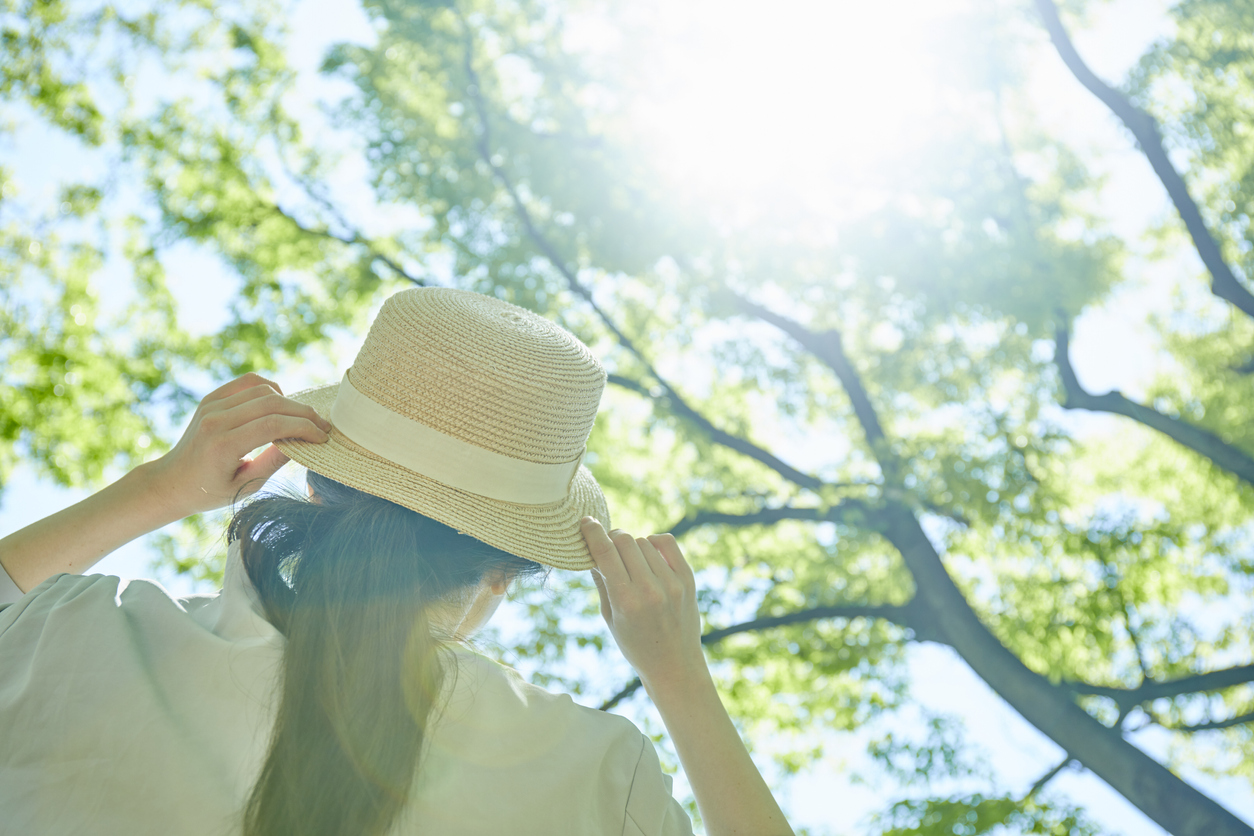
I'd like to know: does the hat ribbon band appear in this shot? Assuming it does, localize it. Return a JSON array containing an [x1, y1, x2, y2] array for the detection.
[[329, 372, 582, 505]]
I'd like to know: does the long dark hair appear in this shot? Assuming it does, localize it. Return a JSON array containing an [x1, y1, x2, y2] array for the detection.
[[228, 470, 545, 836]]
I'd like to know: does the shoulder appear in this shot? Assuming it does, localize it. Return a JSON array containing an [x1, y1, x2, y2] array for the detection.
[[0, 572, 186, 636], [1, 540, 278, 647], [418, 648, 694, 835], [441, 645, 641, 745], [435, 646, 648, 791], [0, 573, 210, 716]]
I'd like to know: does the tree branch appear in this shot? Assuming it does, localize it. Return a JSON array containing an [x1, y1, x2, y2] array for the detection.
[[873, 500, 1252, 836], [598, 678, 642, 711], [666, 501, 872, 539], [1066, 662, 1254, 710], [700, 602, 926, 645], [604, 375, 828, 491], [598, 600, 935, 711], [1154, 710, 1254, 733], [605, 373, 649, 397], [459, 24, 649, 367], [454, 16, 1251, 832], [266, 200, 426, 287], [731, 294, 888, 451], [736, 284, 1254, 832], [1055, 323, 1254, 487], [728, 298, 1249, 832], [457, 28, 829, 495], [1033, 0, 1254, 321], [742, 298, 1254, 835]]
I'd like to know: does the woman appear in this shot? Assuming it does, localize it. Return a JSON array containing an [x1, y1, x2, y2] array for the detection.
[[0, 288, 793, 836]]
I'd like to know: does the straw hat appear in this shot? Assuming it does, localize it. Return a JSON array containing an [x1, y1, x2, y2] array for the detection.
[[274, 288, 609, 570]]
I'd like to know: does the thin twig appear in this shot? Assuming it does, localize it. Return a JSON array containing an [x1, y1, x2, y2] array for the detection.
[[266, 200, 426, 287], [604, 375, 827, 490], [269, 143, 428, 286], [1023, 756, 1073, 801]]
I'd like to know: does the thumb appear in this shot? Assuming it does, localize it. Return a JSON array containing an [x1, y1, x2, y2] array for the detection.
[[233, 443, 291, 493], [591, 569, 613, 623]]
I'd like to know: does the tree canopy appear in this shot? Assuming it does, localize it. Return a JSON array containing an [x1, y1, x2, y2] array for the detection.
[[3, 0, 1253, 833]]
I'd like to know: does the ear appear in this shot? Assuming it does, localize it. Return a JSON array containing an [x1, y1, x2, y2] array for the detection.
[[487, 572, 508, 596]]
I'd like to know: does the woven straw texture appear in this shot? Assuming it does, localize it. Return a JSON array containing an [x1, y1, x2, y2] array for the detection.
[[275, 288, 609, 571]]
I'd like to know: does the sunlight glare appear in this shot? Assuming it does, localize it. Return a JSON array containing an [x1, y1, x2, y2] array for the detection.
[[626, 0, 957, 211]]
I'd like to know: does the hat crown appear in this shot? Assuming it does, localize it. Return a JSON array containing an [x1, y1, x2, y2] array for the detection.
[[347, 289, 605, 464]]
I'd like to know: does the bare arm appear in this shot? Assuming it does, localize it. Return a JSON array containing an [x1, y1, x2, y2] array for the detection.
[[0, 373, 330, 593], [582, 520, 794, 836]]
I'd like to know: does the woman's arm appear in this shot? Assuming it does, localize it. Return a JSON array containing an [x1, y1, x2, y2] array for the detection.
[[582, 519, 794, 836], [0, 374, 330, 593]]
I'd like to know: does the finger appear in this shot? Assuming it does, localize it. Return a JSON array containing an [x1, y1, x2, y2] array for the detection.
[[581, 518, 630, 587], [217, 392, 331, 434], [202, 372, 283, 405], [590, 569, 612, 622], [233, 443, 291, 489], [226, 414, 329, 456], [636, 536, 672, 580], [610, 529, 653, 580], [208, 383, 285, 414], [648, 534, 695, 588]]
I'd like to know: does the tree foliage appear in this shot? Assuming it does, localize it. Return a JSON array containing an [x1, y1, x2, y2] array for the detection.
[[3, 0, 1253, 833]]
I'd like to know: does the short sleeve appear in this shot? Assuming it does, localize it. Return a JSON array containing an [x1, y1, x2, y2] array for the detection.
[[623, 734, 695, 836], [0, 560, 23, 607]]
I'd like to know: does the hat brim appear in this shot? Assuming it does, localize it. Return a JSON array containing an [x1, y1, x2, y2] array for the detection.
[[273, 384, 608, 571]]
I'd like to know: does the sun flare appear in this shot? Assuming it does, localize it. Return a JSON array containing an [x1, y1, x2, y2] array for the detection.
[[619, 0, 956, 210]]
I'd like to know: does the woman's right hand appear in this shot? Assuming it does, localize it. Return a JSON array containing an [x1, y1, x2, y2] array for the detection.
[[0, 374, 330, 594], [148, 373, 331, 519], [580, 518, 706, 690]]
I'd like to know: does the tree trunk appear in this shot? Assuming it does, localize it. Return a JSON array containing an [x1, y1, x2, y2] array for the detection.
[[877, 502, 1253, 836]]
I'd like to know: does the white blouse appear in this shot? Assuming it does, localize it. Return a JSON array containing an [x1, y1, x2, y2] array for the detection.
[[0, 546, 693, 836]]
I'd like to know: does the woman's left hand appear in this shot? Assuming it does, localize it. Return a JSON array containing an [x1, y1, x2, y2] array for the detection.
[[147, 373, 331, 518]]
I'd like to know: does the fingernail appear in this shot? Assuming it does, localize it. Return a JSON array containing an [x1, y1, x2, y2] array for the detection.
[[580, 516, 596, 525], [320, 419, 333, 432]]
